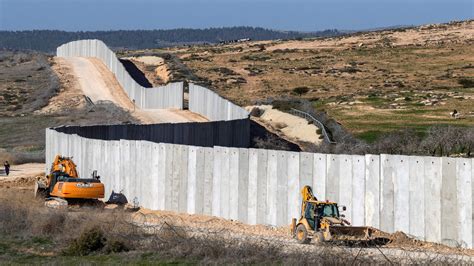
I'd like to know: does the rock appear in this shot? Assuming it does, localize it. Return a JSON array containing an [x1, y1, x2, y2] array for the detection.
[[45, 198, 68, 209], [249, 107, 263, 117], [104, 204, 120, 210], [124, 203, 140, 212]]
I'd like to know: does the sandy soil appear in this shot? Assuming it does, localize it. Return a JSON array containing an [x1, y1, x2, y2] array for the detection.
[[247, 105, 322, 145], [267, 20, 474, 51], [0, 163, 44, 189], [123, 56, 165, 66], [124, 56, 171, 84], [51, 56, 206, 124]]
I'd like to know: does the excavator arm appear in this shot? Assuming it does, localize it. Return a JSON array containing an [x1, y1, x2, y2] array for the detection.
[[300, 185, 318, 217], [50, 155, 79, 178]]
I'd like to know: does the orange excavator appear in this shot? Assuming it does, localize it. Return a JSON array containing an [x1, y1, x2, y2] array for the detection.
[[35, 155, 104, 203]]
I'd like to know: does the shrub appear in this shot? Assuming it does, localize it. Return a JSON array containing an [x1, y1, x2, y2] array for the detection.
[[104, 239, 129, 254], [458, 78, 474, 88], [63, 226, 106, 256], [292, 87, 310, 96]]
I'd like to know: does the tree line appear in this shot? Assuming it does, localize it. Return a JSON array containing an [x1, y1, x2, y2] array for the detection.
[[0, 27, 341, 52]]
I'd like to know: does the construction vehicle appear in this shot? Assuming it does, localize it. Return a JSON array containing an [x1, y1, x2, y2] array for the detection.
[[35, 155, 105, 203], [291, 186, 389, 244]]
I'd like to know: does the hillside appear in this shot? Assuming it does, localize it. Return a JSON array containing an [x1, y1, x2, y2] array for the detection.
[[0, 27, 341, 52], [131, 20, 474, 144]]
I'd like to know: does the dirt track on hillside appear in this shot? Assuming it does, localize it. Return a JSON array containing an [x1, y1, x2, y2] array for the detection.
[[51, 57, 207, 124]]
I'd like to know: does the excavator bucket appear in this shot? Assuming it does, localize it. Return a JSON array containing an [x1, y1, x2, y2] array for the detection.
[[329, 226, 390, 242]]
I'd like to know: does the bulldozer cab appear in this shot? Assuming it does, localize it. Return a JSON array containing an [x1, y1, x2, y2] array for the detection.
[[304, 201, 341, 231]]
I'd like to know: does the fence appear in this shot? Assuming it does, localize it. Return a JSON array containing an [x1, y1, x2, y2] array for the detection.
[[57, 39, 183, 109], [189, 83, 249, 121], [290, 108, 335, 144], [46, 129, 474, 248]]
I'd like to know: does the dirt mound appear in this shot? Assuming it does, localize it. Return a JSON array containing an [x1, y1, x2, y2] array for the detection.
[[138, 209, 289, 239], [0, 175, 39, 188], [386, 231, 474, 256]]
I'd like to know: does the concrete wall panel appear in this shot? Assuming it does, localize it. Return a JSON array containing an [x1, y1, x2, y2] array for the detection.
[[129, 141, 138, 203], [229, 148, 240, 221], [287, 152, 300, 223], [456, 158, 472, 248], [238, 148, 249, 223], [409, 156, 424, 239], [156, 143, 166, 210], [212, 147, 222, 216], [338, 155, 353, 222], [256, 149, 268, 224], [203, 147, 214, 215], [393, 155, 410, 233], [352, 155, 365, 226], [187, 146, 197, 214], [193, 147, 205, 215], [313, 153, 327, 201], [276, 151, 288, 226], [219, 147, 231, 219], [424, 157, 442, 243], [380, 154, 395, 233], [178, 145, 189, 213], [266, 150, 278, 225], [164, 144, 174, 210], [365, 154, 380, 228], [441, 157, 458, 245], [150, 143, 161, 210], [247, 149, 258, 224], [326, 154, 340, 203], [171, 145, 182, 211]]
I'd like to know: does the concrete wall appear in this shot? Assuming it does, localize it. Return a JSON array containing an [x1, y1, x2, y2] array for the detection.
[[57, 39, 183, 109], [189, 83, 249, 121], [46, 129, 474, 248]]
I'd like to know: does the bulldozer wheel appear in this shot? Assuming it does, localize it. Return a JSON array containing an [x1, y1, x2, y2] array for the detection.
[[296, 224, 310, 244]]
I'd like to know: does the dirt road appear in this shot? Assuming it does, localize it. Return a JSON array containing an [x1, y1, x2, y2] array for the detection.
[[56, 57, 207, 124]]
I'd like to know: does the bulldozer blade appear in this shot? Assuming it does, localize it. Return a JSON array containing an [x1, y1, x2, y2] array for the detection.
[[329, 226, 390, 242]]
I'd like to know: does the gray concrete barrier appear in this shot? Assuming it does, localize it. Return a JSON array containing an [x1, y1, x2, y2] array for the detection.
[[189, 83, 249, 121], [46, 129, 474, 248], [57, 39, 183, 109]]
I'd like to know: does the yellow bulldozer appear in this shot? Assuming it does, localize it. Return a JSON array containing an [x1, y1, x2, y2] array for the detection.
[[291, 186, 389, 244], [35, 155, 105, 205]]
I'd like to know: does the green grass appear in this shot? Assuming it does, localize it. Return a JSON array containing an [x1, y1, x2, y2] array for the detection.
[[0, 237, 195, 265], [356, 130, 383, 143]]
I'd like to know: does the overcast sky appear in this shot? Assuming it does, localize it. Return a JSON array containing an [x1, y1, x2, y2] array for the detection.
[[0, 0, 472, 31]]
